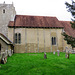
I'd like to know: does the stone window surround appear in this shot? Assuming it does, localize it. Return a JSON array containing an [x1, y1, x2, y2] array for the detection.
[[52, 37, 56, 45], [14, 33, 21, 44]]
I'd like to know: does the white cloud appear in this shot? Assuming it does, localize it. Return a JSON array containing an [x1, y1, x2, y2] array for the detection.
[[0, 0, 72, 20]]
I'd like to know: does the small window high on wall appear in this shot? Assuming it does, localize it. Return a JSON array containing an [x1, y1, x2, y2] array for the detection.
[[3, 9, 5, 13], [52, 37, 56, 45]]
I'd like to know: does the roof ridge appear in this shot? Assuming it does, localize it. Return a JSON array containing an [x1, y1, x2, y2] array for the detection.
[[16, 15, 57, 18], [60, 21, 71, 22]]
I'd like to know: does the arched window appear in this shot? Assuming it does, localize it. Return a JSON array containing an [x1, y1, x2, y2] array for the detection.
[[52, 37, 54, 45], [18, 33, 21, 44], [54, 37, 56, 45], [51, 37, 56, 45], [14, 33, 21, 44], [15, 33, 17, 44], [3, 9, 5, 13]]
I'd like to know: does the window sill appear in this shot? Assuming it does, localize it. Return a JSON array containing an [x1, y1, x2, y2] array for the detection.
[[52, 45, 57, 46], [15, 44, 21, 45]]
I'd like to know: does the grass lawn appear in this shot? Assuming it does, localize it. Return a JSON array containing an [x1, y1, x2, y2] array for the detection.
[[0, 52, 75, 75]]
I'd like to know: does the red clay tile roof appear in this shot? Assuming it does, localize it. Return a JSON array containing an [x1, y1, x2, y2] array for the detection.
[[60, 21, 75, 38], [8, 15, 63, 28], [8, 21, 14, 27]]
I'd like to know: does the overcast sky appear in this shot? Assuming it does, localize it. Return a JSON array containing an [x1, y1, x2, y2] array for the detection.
[[0, 0, 73, 21]]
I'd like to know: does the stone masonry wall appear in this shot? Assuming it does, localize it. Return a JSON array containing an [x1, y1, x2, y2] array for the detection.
[[0, 2, 16, 36], [8, 28, 64, 53]]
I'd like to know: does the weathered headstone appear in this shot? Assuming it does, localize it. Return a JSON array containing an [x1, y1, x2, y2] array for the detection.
[[4, 56, 7, 62], [11, 50, 13, 54], [44, 53, 47, 59], [65, 47, 68, 53], [57, 50, 60, 56], [65, 51, 69, 59], [69, 47, 72, 52], [53, 51, 55, 55], [8, 50, 12, 56], [5, 50, 8, 56], [1, 52, 7, 64]]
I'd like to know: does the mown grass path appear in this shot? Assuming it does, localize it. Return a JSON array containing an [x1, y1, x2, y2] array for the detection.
[[0, 52, 75, 75]]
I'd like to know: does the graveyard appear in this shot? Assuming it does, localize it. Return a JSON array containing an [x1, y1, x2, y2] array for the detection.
[[0, 52, 75, 75]]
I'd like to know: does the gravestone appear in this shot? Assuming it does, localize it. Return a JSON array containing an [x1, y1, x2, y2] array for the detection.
[[44, 53, 47, 59], [65, 47, 70, 59], [5, 50, 8, 56], [8, 50, 12, 56], [1, 52, 7, 64], [11, 50, 13, 54], [53, 51, 55, 55], [4, 56, 7, 62], [69, 47, 72, 52], [57, 50, 60, 56], [65, 47, 68, 53], [65, 51, 69, 59]]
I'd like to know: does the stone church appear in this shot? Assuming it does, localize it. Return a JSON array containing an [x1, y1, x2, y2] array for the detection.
[[0, 2, 75, 53]]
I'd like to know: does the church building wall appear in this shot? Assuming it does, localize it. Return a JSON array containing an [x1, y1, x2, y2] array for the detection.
[[0, 2, 74, 53], [63, 38, 72, 50], [57, 29, 63, 51], [8, 27, 64, 53]]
